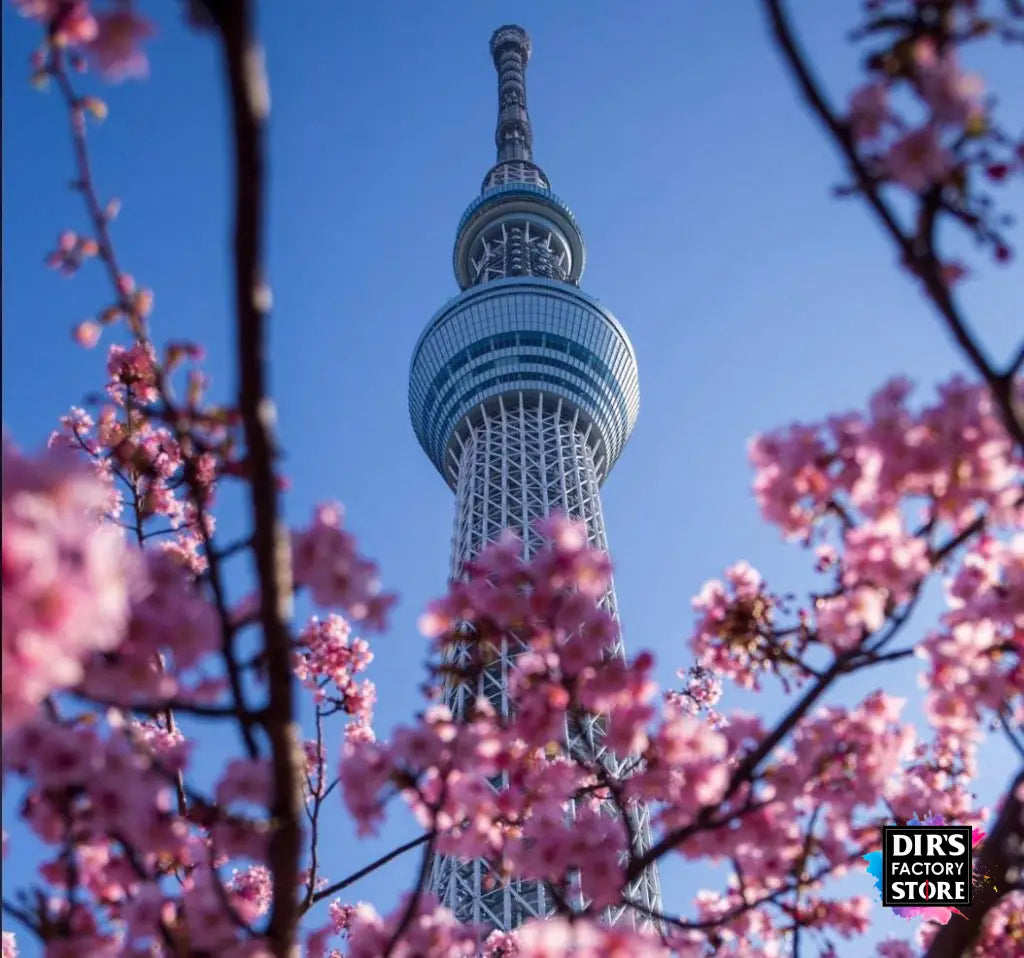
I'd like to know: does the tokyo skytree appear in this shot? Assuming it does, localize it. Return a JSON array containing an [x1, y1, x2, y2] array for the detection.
[[408, 25, 662, 931]]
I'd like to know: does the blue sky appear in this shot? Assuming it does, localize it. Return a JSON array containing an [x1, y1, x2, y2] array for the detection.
[[3, 1, 1021, 954]]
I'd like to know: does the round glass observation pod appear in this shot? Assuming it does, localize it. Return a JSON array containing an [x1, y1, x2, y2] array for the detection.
[[453, 185, 586, 290], [409, 277, 639, 490]]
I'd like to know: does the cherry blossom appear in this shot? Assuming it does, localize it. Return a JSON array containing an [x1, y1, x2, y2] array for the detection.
[[87, 9, 154, 81], [295, 614, 376, 727], [848, 82, 889, 141], [2, 439, 140, 731], [914, 47, 984, 129], [345, 898, 478, 957], [291, 503, 396, 629], [14, 0, 97, 45]]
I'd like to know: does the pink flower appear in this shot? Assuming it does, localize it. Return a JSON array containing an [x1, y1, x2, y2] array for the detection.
[[815, 586, 887, 651], [916, 53, 984, 128], [295, 614, 376, 725], [848, 82, 889, 141], [107, 342, 159, 404], [876, 938, 916, 958], [228, 865, 272, 923], [291, 504, 396, 629], [340, 739, 393, 835], [516, 918, 668, 957], [120, 884, 174, 943], [14, 1, 97, 45], [87, 10, 154, 82], [72, 320, 102, 348], [328, 900, 355, 935], [216, 758, 272, 808], [885, 126, 953, 192], [482, 930, 518, 957], [345, 898, 476, 957], [2, 440, 139, 732]]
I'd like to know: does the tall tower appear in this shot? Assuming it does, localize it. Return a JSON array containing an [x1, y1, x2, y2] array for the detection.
[[408, 26, 661, 931]]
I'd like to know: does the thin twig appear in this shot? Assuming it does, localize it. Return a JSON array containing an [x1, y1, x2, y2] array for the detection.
[[307, 833, 434, 908]]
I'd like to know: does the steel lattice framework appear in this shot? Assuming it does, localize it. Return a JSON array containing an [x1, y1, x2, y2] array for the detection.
[[427, 393, 662, 929], [408, 24, 662, 935]]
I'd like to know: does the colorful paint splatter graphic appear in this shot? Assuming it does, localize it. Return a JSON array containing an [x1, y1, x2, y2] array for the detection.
[[863, 815, 988, 924]]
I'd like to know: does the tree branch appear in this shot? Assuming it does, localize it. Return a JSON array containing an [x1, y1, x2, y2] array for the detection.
[[925, 769, 1024, 957], [383, 830, 437, 957], [306, 833, 434, 908], [205, 0, 302, 952]]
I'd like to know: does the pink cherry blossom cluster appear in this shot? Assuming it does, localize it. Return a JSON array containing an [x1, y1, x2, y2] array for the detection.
[[772, 692, 914, 814], [879, 889, 1024, 957], [672, 664, 723, 713], [886, 737, 983, 830], [228, 864, 273, 924], [750, 376, 1020, 542], [968, 890, 1024, 957], [45, 228, 99, 275], [14, 1, 153, 80], [294, 614, 376, 732], [919, 533, 1024, 744], [689, 560, 792, 689], [340, 520, 671, 904], [79, 549, 223, 707], [696, 378, 1014, 687], [292, 503, 396, 630], [49, 341, 234, 576], [340, 509, 1011, 950], [515, 916, 668, 957], [2, 438, 141, 732], [343, 897, 478, 957], [843, 1, 1022, 266], [512, 801, 627, 909], [625, 701, 729, 832], [303, 899, 356, 958], [481, 928, 519, 956], [2, 711, 284, 955]]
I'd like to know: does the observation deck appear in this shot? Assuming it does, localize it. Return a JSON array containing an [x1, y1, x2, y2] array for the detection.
[[409, 277, 639, 491]]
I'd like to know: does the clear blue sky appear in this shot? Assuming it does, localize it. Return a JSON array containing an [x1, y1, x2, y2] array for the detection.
[[3, 2, 1021, 954]]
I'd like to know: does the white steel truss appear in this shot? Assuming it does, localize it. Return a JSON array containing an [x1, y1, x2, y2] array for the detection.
[[468, 216, 572, 286], [426, 392, 662, 933]]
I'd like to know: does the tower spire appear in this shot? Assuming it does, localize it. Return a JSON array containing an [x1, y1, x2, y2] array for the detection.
[[490, 25, 533, 163]]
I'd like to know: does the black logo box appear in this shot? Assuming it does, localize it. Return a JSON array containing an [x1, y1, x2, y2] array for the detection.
[[881, 825, 973, 908]]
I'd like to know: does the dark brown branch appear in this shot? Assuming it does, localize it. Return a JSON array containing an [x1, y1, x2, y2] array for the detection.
[[1007, 339, 1024, 379], [73, 690, 262, 719], [998, 708, 1024, 763], [2, 898, 41, 937], [383, 830, 437, 957], [205, 0, 302, 952], [925, 769, 1024, 957]]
